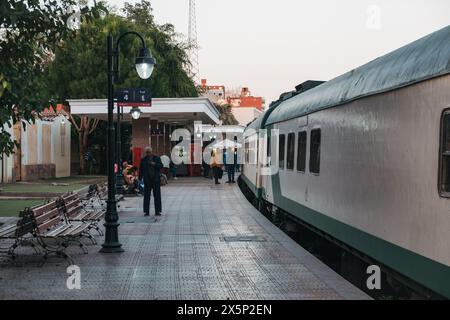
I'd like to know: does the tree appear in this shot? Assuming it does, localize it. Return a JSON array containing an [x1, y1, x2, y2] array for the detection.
[[66, 113, 99, 175], [215, 104, 239, 125], [45, 1, 197, 100], [44, 1, 198, 173], [0, 0, 105, 157]]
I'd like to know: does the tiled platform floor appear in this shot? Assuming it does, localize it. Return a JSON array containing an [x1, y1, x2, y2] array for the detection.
[[0, 177, 370, 300]]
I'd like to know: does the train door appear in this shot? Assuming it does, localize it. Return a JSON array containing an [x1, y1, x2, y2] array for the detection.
[[261, 129, 273, 202], [250, 134, 258, 184], [275, 118, 310, 205]]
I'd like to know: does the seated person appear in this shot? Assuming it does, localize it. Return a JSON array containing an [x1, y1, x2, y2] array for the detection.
[[122, 162, 139, 193]]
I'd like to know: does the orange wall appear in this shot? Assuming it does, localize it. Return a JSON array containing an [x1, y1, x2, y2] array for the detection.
[[240, 97, 263, 109]]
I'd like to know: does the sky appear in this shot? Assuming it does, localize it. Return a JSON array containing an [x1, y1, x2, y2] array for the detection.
[[109, 0, 450, 105]]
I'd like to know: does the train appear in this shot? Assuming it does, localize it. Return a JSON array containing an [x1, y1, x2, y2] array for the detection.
[[239, 25, 450, 298]]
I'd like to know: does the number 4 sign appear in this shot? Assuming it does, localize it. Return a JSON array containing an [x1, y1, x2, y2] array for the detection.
[[116, 88, 152, 107]]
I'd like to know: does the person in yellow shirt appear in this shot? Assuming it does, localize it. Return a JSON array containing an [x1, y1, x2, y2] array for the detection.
[[210, 149, 223, 185]]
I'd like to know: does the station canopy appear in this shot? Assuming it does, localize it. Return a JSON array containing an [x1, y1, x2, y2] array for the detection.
[[68, 97, 221, 125]]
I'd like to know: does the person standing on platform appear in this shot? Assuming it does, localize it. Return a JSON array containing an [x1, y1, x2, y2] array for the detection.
[[225, 148, 236, 183], [235, 150, 240, 173], [202, 159, 210, 178], [139, 146, 163, 216], [170, 160, 178, 180], [210, 149, 223, 185]]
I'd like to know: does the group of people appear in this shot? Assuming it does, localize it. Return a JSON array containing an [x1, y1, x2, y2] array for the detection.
[[122, 162, 140, 193], [123, 146, 241, 217], [208, 149, 240, 185]]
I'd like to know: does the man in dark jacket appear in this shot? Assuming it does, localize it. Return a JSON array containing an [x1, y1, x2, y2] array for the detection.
[[139, 146, 163, 216]]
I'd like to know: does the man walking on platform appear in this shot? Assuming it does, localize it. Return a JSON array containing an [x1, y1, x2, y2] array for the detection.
[[139, 146, 163, 216]]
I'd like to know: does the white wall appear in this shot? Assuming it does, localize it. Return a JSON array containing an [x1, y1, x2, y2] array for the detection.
[[0, 116, 71, 182], [232, 107, 262, 126], [51, 116, 71, 178], [0, 124, 14, 183]]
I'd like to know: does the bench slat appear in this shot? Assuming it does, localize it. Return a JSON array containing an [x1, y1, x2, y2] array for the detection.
[[70, 211, 91, 221], [30, 201, 58, 217], [88, 211, 105, 220], [34, 207, 60, 225], [65, 199, 82, 211], [66, 204, 83, 218], [37, 216, 62, 233], [62, 193, 78, 204], [0, 224, 17, 238], [42, 224, 70, 237], [60, 222, 90, 236]]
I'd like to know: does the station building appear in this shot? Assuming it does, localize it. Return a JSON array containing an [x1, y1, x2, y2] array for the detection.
[[68, 97, 222, 176]]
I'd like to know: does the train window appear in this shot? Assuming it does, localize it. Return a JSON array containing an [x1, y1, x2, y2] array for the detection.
[[249, 138, 257, 164], [286, 133, 295, 170], [439, 111, 450, 196], [297, 131, 307, 172], [279, 134, 285, 169], [265, 135, 271, 167], [309, 129, 321, 175]]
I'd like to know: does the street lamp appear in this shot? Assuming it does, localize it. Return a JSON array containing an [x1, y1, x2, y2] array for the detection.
[[100, 31, 156, 254], [115, 35, 156, 196], [135, 48, 155, 79]]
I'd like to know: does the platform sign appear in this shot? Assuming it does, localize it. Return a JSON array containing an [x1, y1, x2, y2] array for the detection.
[[116, 88, 152, 107]]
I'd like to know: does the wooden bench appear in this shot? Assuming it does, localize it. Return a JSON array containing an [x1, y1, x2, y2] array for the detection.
[[60, 193, 104, 236], [29, 199, 96, 263], [1, 198, 99, 264], [80, 181, 124, 212], [80, 184, 99, 210], [0, 209, 40, 259]]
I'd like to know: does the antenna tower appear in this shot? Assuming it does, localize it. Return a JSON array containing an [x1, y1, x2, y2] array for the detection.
[[188, 0, 200, 84]]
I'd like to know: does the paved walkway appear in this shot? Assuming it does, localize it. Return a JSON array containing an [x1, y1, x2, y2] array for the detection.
[[0, 177, 369, 300]]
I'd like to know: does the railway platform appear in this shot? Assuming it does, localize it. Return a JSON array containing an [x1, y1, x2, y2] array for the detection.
[[0, 177, 369, 300]]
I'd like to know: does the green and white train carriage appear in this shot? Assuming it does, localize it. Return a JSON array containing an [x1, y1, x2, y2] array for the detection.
[[240, 25, 450, 298]]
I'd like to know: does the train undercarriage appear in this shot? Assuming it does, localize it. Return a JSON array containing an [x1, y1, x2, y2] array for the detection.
[[237, 176, 444, 300]]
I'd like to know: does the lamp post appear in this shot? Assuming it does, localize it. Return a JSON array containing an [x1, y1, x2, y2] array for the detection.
[[101, 31, 155, 253], [116, 104, 124, 195]]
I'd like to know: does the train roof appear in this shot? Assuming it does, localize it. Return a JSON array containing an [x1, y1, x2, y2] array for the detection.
[[245, 96, 287, 132], [246, 113, 265, 131], [266, 25, 450, 125]]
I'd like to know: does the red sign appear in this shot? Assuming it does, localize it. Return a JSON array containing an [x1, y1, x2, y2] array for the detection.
[[117, 102, 152, 107]]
